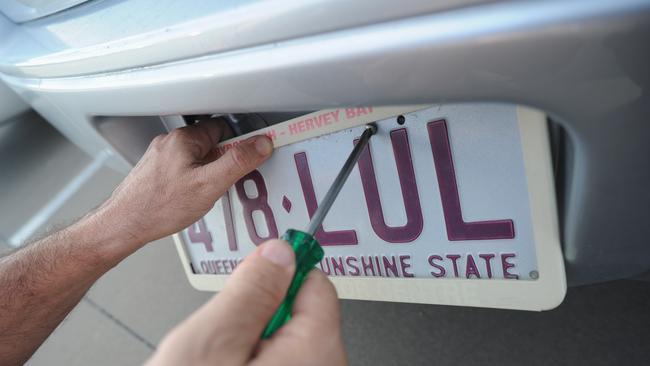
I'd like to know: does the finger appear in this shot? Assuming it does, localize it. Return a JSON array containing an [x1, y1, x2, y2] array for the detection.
[[160, 240, 295, 365], [291, 270, 341, 324], [200, 119, 235, 163], [192, 118, 226, 145], [171, 119, 226, 158], [251, 271, 346, 366], [220, 119, 235, 140], [200, 135, 273, 192], [218, 239, 295, 332], [177, 239, 295, 364]]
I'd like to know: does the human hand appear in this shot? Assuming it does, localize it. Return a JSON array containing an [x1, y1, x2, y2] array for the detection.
[[93, 119, 273, 257], [146, 239, 347, 366]]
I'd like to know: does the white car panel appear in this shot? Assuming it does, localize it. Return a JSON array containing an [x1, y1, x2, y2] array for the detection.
[[0, 0, 90, 23]]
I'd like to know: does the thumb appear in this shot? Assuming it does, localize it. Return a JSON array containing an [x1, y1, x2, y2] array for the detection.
[[150, 240, 295, 366], [201, 135, 274, 192], [211, 240, 295, 360]]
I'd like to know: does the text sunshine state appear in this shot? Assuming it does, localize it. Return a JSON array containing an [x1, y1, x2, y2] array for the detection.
[[318, 253, 520, 279]]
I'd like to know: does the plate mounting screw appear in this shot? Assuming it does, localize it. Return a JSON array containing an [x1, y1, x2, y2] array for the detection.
[[529, 270, 539, 279]]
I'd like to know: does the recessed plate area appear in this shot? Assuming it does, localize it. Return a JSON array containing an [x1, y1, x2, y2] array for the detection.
[[173, 104, 566, 311]]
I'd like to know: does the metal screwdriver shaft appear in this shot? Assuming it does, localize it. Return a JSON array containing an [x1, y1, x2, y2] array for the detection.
[[306, 123, 377, 235], [262, 123, 377, 339]]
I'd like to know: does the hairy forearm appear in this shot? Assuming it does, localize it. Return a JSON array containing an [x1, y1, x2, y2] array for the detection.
[[0, 209, 139, 365], [0, 120, 271, 365]]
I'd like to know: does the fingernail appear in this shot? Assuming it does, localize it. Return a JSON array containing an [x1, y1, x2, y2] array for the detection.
[[260, 240, 294, 267], [253, 136, 273, 156]]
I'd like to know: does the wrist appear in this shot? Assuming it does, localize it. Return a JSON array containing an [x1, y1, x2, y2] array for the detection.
[[73, 203, 147, 268]]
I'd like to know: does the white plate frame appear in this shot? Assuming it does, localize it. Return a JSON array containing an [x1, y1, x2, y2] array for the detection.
[[172, 105, 566, 311]]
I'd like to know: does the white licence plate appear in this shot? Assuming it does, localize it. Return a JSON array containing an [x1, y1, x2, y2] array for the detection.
[[175, 104, 566, 309]]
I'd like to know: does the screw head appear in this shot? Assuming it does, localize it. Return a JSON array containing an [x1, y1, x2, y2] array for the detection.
[[529, 270, 539, 279]]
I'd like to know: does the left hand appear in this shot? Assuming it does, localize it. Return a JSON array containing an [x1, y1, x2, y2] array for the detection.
[[92, 119, 274, 256]]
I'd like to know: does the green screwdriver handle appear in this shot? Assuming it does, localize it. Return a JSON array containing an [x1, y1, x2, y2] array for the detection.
[[262, 229, 324, 338]]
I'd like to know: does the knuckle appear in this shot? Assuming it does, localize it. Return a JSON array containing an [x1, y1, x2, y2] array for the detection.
[[151, 133, 166, 144], [198, 127, 214, 145], [169, 128, 191, 142], [149, 133, 167, 150], [170, 128, 207, 156]]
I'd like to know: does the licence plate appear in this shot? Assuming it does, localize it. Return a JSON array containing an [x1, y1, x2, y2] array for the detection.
[[175, 104, 566, 309]]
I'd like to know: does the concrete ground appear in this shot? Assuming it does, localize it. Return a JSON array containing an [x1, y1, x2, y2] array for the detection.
[[1, 113, 649, 365]]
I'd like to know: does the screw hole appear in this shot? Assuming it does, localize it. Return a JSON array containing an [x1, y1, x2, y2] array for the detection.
[[397, 115, 405, 125]]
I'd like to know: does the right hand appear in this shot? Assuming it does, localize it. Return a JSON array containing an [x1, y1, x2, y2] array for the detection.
[[147, 239, 347, 366]]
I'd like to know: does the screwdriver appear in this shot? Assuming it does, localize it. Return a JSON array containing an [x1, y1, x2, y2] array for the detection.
[[262, 123, 378, 338]]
